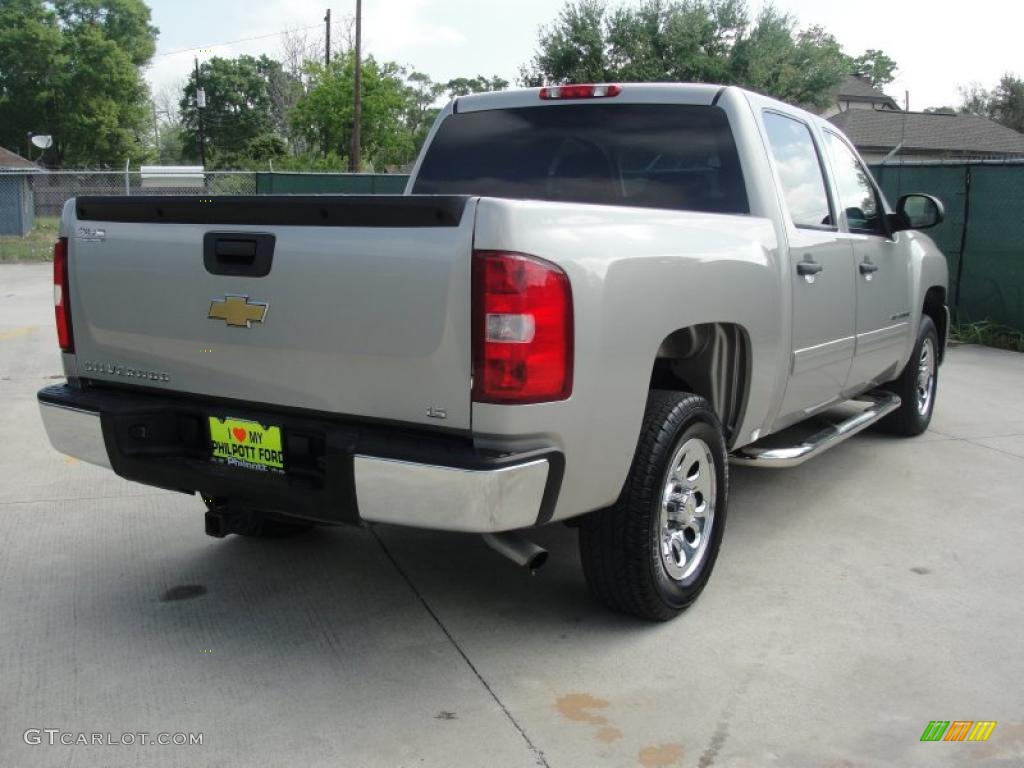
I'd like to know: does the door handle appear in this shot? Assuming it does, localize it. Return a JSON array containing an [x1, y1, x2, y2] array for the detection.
[[859, 261, 880, 275], [797, 260, 823, 276], [203, 232, 275, 277]]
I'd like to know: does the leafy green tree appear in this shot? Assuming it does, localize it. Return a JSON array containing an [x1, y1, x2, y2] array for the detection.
[[852, 49, 897, 87], [958, 82, 992, 117], [987, 75, 1024, 132], [0, 0, 157, 166], [291, 53, 458, 170], [180, 55, 295, 167], [520, 0, 882, 110], [520, 0, 610, 86], [443, 76, 510, 97], [959, 76, 1024, 132]]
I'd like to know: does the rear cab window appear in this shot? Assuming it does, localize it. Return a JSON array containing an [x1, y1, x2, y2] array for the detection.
[[413, 103, 749, 215]]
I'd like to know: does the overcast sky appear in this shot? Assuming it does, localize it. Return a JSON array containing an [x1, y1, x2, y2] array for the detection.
[[145, 0, 1022, 111]]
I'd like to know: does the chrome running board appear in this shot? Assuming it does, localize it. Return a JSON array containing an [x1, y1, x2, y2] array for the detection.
[[730, 391, 901, 468]]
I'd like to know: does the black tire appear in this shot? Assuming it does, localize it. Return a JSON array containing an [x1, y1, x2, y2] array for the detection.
[[579, 391, 728, 621], [881, 315, 939, 436]]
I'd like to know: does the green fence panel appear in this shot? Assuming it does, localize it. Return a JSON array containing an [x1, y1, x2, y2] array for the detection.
[[871, 162, 1024, 332], [871, 164, 968, 306], [255, 173, 409, 195], [958, 165, 1024, 328]]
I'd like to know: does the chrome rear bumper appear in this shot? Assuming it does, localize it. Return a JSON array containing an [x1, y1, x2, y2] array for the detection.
[[37, 387, 558, 533], [354, 456, 549, 532], [38, 401, 111, 469]]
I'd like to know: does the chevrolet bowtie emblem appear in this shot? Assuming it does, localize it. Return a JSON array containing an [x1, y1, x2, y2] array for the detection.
[[208, 295, 269, 328]]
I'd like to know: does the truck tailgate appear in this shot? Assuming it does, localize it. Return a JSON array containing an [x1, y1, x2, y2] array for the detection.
[[67, 196, 475, 430]]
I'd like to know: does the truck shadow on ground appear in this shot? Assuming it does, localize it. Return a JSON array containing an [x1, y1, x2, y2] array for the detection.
[[70, 431, 904, 668]]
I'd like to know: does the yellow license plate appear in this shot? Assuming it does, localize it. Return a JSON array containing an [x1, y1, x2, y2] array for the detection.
[[209, 417, 284, 473]]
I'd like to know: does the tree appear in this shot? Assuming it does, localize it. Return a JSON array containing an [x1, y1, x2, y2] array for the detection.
[[520, 0, 609, 86], [180, 55, 296, 167], [443, 76, 510, 97], [0, 0, 157, 166], [730, 9, 849, 108], [958, 82, 992, 116], [520, 0, 887, 110], [852, 49, 897, 87], [290, 53, 417, 170], [958, 75, 1024, 133], [988, 75, 1024, 133], [288, 53, 508, 170]]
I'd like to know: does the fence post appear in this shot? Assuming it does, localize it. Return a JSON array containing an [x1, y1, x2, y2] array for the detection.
[[124, 159, 130, 196], [953, 165, 972, 313]]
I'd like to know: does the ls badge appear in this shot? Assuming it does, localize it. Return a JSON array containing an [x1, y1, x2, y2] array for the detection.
[[208, 295, 269, 328]]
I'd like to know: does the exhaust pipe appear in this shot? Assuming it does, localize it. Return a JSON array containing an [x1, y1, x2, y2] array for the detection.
[[482, 532, 548, 571]]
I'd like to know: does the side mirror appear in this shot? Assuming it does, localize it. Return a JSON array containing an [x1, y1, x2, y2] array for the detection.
[[893, 193, 944, 231]]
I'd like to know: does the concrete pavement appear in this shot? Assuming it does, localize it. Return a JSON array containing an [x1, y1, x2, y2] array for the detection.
[[1, 263, 1022, 767]]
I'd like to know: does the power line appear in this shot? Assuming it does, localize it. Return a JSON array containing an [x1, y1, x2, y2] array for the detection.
[[153, 23, 323, 58]]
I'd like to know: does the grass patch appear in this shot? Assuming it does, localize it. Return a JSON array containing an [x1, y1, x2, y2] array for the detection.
[[951, 320, 1024, 353], [0, 216, 59, 263]]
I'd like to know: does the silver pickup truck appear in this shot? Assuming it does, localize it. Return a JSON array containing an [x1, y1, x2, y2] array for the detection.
[[39, 83, 948, 620]]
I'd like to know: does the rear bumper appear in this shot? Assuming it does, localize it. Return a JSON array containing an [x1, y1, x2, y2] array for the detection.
[[38, 384, 561, 533]]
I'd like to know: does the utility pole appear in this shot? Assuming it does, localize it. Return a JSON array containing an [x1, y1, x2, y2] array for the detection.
[[152, 101, 160, 159], [350, 0, 362, 172], [324, 8, 331, 66], [194, 57, 207, 168]]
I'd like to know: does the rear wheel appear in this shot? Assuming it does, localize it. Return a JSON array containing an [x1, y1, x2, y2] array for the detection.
[[881, 315, 939, 436], [579, 391, 728, 621]]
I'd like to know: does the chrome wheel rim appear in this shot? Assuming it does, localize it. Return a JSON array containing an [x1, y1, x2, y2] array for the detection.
[[916, 337, 936, 417], [659, 437, 716, 582]]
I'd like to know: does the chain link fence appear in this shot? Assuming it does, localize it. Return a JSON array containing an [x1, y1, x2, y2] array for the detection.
[[29, 170, 259, 217], [0, 169, 409, 261]]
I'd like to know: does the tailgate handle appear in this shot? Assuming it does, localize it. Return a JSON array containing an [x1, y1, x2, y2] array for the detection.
[[203, 232, 275, 277]]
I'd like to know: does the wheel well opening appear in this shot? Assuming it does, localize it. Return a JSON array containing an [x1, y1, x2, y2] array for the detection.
[[923, 287, 947, 362], [649, 323, 750, 443]]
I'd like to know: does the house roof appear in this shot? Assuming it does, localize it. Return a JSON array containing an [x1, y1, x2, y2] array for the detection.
[[832, 74, 899, 109], [828, 109, 1024, 156], [0, 146, 38, 170]]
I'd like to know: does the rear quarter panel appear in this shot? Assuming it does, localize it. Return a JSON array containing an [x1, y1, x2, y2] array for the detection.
[[471, 198, 782, 522]]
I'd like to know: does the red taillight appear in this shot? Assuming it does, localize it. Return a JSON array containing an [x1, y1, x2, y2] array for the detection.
[[539, 84, 622, 100], [472, 250, 573, 404], [53, 237, 73, 353]]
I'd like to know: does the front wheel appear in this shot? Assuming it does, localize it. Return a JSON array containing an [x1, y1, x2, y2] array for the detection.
[[579, 391, 728, 621], [881, 315, 939, 436]]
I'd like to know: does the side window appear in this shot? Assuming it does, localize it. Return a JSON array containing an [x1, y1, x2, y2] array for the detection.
[[823, 131, 884, 235], [762, 111, 833, 229]]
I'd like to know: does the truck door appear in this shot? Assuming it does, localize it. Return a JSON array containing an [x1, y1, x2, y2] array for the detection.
[[821, 130, 913, 389], [762, 111, 857, 420]]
